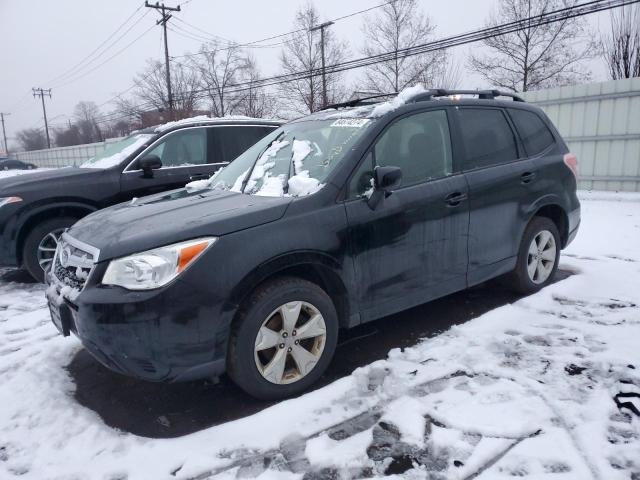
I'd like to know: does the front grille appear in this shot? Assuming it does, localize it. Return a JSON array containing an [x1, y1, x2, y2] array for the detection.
[[52, 234, 99, 291]]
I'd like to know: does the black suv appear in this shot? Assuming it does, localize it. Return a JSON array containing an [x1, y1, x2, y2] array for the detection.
[[46, 89, 580, 400], [0, 118, 279, 281]]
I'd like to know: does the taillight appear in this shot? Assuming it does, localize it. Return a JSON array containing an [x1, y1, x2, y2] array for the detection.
[[563, 153, 578, 179]]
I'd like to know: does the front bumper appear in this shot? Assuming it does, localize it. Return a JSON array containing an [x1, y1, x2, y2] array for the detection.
[[46, 270, 229, 383]]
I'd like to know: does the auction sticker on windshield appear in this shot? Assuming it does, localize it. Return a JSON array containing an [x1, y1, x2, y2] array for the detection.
[[330, 119, 370, 128]]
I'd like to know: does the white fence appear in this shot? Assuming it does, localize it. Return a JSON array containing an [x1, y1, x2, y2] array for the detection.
[[13, 78, 640, 191], [14, 137, 123, 168], [523, 77, 640, 192]]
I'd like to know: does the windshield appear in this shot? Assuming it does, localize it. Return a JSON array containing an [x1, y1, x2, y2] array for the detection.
[[190, 118, 373, 197], [80, 134, 154, 169]]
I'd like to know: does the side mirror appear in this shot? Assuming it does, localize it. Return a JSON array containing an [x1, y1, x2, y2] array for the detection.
[[139, 155, 162, 178], [367, 166, 402, 210]]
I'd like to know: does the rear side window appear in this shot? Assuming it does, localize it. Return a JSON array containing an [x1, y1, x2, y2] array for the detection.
[[208, 126, 276, 164], [508, 109, 555, 156], [456, 108, 518, 170]]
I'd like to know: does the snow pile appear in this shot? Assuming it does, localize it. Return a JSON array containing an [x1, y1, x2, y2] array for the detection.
[[80, 135, 151, 169], [0, 193, 639, 479], [370, 85, 427, 117], [0, 168, 50, 179], [242, 139, 289, 196], [287, 139, 322, 197]]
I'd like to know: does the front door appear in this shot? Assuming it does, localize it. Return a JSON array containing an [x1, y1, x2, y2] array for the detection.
[[344, 109, 469, 322], [120, 126, 210, 200]]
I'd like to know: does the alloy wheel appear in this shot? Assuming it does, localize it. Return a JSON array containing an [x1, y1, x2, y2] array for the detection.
[[527, 229, 556, 284], [254, 301, 327, 385], [37, 228, 64, 272]]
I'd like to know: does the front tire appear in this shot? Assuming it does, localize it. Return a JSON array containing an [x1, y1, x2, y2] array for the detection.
[[508, 216, 560, 294], [227, 276, 338, 400], [22, 216, 79, 282]]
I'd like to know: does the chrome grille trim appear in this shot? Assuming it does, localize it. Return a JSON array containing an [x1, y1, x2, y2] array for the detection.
[[52, 232, 101, 291]]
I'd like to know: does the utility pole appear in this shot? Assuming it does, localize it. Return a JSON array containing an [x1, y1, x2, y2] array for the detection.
[[145, 1, 181, 121], [32, 88, 52, 149], [311, 21, 334, 109], [0, 113, 9, 155]]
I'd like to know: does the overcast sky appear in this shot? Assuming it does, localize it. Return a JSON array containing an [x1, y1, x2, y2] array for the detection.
[[0, 0, 610, 150]]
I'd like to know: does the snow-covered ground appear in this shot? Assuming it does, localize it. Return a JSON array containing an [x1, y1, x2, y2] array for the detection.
[[1, 191, 639, 479], [0, 168, 49, 179]]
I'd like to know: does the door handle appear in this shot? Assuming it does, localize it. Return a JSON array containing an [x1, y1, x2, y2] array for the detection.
[[444, 192, 467, 207], [521, 171, 536, 184], [189, 173, 209, 181]]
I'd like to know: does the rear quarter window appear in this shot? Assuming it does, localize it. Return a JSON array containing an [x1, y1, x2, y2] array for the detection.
[[455, 108, 519, 170], [508, 108, 555, 156]]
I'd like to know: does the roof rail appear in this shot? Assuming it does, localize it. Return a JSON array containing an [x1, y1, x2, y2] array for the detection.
[[321, 93, 398, 111], [409, 89, 525, 103]]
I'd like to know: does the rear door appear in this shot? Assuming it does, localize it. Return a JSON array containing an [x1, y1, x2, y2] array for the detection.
[[345, 108, 469, 321], [454, 106, 536, 284]]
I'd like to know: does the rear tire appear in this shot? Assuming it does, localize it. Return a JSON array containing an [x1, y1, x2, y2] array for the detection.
[[22, 216, 79, 283], [508, 216, 560, 295], [227, 276, 338, 400]]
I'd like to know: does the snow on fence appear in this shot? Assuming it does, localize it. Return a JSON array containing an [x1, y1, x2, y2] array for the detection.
[[524, 77, 640, 192], [13, 137, 123, 168]]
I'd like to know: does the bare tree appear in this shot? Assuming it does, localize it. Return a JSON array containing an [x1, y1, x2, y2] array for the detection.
[[278, 2, 347, 114], [468, 0, 593, 92], [16, 128, 47, 151], [114, 59, 200, 123], [361, 0, 446, 93], [192, 40, 246, 117], [601, 4, 640, 79], [234, 55, 277, 118], [74, 101, 102, 143]]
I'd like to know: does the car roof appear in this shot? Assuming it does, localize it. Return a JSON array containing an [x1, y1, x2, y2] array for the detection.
[[140, 116, 283, 136]]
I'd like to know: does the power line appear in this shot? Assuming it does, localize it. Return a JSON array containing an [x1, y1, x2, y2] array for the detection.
[[172, 0, 398, 59], [51, 23, 156, 89], [48, 8, 149, 87], [92, 0, 639, 127]]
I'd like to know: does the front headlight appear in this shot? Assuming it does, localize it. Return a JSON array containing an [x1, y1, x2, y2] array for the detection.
[[0, 196, 22, 208], [102, 237, 217, 290]]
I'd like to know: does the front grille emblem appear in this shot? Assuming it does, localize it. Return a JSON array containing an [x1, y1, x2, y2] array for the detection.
[[59, 246, 72, 268]]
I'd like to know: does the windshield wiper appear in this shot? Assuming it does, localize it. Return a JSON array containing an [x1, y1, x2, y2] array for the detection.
[[283, 136, 296, 195], [240, 131, 284, 193]]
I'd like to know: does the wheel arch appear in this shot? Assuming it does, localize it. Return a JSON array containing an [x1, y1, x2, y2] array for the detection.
[[228, 251, 353, 330], [16, 201, 98, 265], [531, 203, 569, 248]]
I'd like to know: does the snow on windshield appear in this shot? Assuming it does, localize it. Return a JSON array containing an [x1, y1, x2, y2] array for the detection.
[[80, 134, 152, 169], [241, 139, 290, 196]]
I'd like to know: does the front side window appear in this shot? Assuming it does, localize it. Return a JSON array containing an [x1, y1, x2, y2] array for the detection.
[[145, 128, 207, 167], [456, 108, 518, 170], [80, 134, 154, 169], [350, 110, 453, 197], [508, 108, 555, 156]]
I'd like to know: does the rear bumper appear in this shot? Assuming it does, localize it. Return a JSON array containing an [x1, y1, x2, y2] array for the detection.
[[565, 204, 581, 248]]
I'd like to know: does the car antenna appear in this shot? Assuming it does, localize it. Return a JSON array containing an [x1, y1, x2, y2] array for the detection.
[[240, 131, 284, 193]]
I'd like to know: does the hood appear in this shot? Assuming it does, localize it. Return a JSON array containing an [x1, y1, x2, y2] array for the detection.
[[0, 167, 103, 195], [68, 188, 292, 261]]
